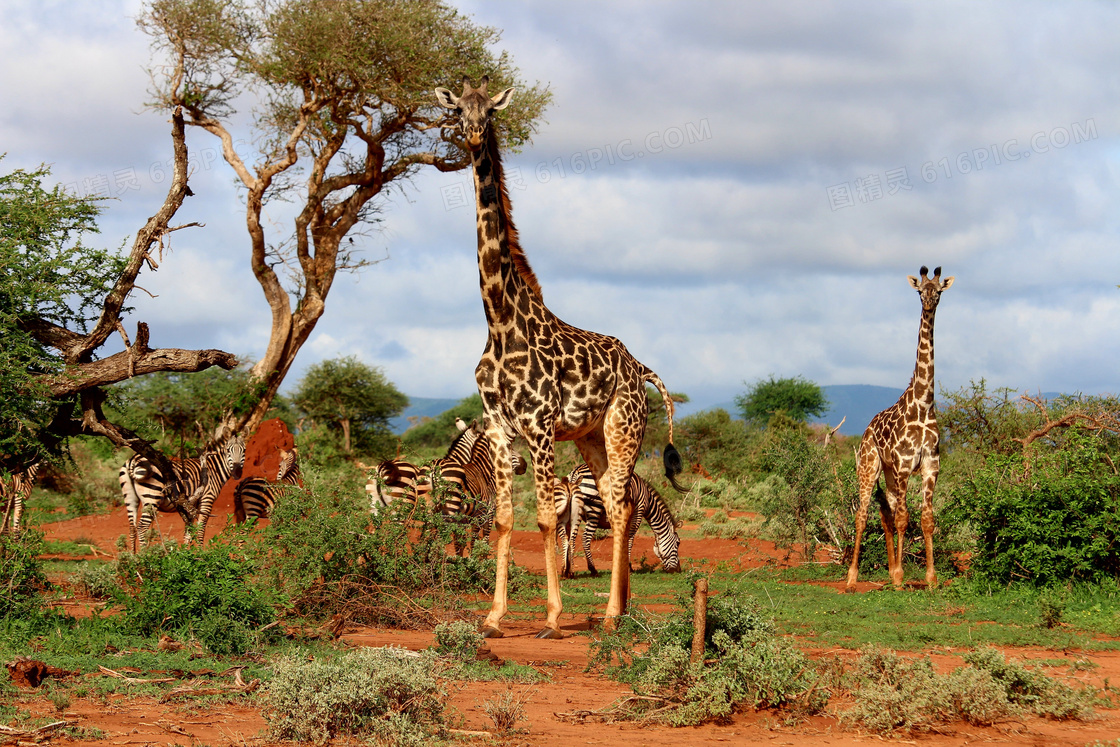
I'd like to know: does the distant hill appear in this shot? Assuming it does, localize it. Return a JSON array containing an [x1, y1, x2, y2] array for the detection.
[[813, 385, 905, 435], [390, 396, 463, 435]]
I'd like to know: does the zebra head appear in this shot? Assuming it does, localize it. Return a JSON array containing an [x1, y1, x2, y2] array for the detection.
[[224, 434, 246, 480], [653, 527, 681, 573]]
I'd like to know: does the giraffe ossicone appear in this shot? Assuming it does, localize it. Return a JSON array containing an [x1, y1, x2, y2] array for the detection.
[[846, 265, 953, 592], [435, 77, 685, 638]]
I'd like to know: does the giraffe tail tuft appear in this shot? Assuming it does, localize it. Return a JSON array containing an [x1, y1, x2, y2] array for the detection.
[[663, 443, 687, 493]]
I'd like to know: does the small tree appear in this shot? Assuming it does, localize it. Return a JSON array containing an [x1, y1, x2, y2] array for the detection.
[[291, 356, 407, 456], [735, 375, 828, 425]]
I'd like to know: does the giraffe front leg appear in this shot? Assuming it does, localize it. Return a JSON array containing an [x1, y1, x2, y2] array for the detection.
[[920, 461, 940, 589], [846, 452, 880, 591], [887, 475, 909, 588], [481, 422, 517, 639]]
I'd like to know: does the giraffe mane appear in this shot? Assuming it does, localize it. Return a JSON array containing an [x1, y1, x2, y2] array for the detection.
[[484, 125, 543, 299]]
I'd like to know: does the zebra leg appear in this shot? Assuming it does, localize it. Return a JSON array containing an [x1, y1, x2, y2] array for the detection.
[[582, 524, 598, 576]]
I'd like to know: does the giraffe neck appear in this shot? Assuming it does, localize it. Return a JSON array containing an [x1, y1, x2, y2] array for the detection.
[[907, 304, 937, 408], [469, 129, 541, 332]]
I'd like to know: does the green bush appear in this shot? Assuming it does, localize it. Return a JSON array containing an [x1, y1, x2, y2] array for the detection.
[[259, 465, 530, 626], [261, 647, 447, 744], [588, 588, 823, 725], [947, 429, 1120, 586], [0, 529, 50, 618], [677, 408, 760, 478], [113, 539, 277, 647], [432, 620, 483, 662]]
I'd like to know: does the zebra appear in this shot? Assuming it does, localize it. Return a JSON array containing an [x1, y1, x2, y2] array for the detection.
[[232, 448, 301, 523], [1, 461, 41, 534], [366, 421, 483, 512], [119, 434, 245, 551], [368, 426, 526, 554], [554, 463, 682, 578], [426, 434, 528, 554]]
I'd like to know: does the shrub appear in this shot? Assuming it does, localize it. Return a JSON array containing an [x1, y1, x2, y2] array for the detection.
[[842, 646, 1097, 734], [259, 465, 530, 627], [261, 647, 447, 744], [432, 620, 483, 662], [70, 561, 119, 600], [589, 589, 824, 725], [0, 529, 50, 618], [947, 429, 1120, 586], [113, 539, 277, 648], [962, 646, 1096, 720], [754, 422, 845, 559], [482, 688, 531, 732]]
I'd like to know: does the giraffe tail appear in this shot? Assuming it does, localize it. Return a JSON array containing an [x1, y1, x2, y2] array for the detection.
[[644, 368, 687, 494]]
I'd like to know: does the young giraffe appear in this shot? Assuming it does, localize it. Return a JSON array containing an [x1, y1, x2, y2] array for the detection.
[[436, 76, 684, 639], [846, 266, 954, 592]]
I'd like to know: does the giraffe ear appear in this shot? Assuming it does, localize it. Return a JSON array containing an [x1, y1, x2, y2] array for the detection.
[[434, 87, 459, 109], [939, 276, 955, 290], [490, 87, 515, 111], [907, 275, 921, 290]]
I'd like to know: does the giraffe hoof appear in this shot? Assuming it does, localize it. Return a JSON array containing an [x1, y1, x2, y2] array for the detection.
[[534, 627, 564, 640], [480, 626, 504, 639]]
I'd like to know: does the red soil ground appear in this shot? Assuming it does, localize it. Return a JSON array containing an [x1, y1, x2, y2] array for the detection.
[[21, 424, 1120, 745]]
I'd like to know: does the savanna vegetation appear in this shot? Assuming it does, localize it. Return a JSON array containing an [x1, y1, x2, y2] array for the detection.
[[4, 370, 1119, 741]]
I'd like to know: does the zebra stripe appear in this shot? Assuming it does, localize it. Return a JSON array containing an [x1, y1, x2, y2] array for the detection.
[[427, 436, 527, 554], [368, 458, 427, 513], [120, 435, 245, 551], [367, 420, 484, 511], [1, 462, 41, 534], [554, 463, 681, 577], [233, 448, 301, 523]]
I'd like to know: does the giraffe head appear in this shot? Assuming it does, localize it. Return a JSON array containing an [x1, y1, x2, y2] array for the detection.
[[907, 265, 954, 310], [435, 76, 515, 151]]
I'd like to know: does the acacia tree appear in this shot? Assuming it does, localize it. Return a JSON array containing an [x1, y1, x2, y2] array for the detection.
[[291, 356, 407, 455], [139, 0, 550, 433], [0, 108, 237, 500], [735, 375, 829, 425]]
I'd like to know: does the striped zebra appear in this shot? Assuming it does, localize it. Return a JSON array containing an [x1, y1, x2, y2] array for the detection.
[[554, 463, 682, 578], [232, 448, 301, 523], [119, 435, 245, 551], [427, 434, 528, 554], [366, 421, 483, 512], [1, 462, 41, 534]]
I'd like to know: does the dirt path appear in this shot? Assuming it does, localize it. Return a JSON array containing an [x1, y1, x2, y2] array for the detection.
[[27, 506, 1120, 746]]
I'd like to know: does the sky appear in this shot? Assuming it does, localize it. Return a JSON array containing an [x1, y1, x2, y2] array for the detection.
[[2, 1, 1118, 416]]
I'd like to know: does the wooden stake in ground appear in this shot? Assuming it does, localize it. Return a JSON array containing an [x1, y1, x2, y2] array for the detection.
[[691, 577, 708, 664]]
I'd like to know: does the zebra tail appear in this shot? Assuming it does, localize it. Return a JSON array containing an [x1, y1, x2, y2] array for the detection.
[[644, 367, 688, 494]]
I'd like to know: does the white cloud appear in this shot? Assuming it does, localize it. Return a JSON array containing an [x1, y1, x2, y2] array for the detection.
[[4, 0, 1119, 415]]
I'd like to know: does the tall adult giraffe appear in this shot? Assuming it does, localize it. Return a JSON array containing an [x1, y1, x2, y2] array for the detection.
[[436, 76, 684, 638], [846, 266, 954, 592]]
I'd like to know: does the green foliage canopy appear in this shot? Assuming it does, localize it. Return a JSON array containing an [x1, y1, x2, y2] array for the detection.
[[735, 375, 828, 424], [109, 364, 266, 456], [291, 356, 407, 456], [0, 162, 125, 466]]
